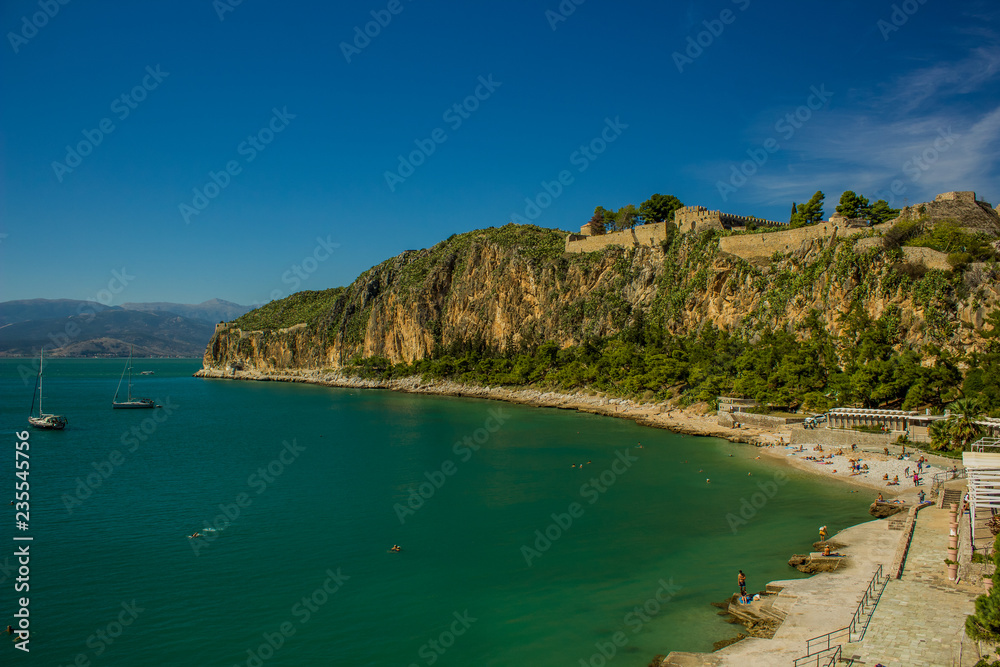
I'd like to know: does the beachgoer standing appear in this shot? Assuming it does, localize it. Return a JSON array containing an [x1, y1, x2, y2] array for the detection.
[[913, 472, 919, 486], [918, 490, 926, 503], [738, 570, 747, 596], [819, 525, 828, 541]]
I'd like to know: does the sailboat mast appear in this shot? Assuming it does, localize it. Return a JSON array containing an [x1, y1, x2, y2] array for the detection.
[[38, 349, 44, 415]]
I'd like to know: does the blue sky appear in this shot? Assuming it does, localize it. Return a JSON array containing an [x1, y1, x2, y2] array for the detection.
[[1, 0, 998, 306]]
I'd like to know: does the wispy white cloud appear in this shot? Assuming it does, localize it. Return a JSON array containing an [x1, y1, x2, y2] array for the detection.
[[707, 47, 1000, 210], [879, 47, 1000, 113]]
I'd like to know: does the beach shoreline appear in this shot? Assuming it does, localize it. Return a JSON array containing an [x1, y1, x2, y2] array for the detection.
[[194, 366, 784, 443], [194, 367, 954, 494]]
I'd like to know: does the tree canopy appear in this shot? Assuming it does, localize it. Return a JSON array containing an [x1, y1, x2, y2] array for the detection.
[[789, 191, 825, 228], [835, 190, 900, 224], [639, 194, 684, 224]]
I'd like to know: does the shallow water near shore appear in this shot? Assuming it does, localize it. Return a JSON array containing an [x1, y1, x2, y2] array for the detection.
[[1, 359, 871, 665]]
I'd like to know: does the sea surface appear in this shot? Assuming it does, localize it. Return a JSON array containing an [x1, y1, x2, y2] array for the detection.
[[0, 359, 872, 666]]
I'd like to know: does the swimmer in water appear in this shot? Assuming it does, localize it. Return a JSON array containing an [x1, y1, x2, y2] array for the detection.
[[188, 532, 200, 539], [706, 479, 711, 484], [390, 545, 401, 552]]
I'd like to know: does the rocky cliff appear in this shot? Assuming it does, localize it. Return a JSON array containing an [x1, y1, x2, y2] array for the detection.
[[201, 221, 1000, 374]]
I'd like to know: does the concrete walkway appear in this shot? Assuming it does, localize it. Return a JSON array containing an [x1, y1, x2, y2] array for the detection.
[[844, 503, 983, 666], [663, 520, 904, 666], [663, 487, 989, 666]]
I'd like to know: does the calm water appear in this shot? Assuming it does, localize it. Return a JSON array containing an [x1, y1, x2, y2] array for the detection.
[[0, 359, 871, 665]]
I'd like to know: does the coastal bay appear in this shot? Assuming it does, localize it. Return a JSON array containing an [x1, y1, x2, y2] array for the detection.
[[2, 358, 873, 665]]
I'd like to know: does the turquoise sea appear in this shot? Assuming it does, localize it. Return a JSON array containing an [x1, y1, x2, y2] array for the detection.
[[1, 359, 871, 666]]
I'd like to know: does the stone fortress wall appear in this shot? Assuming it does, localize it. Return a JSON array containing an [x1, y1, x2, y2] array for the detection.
[[564, 222, 670, 254], [564, 192, 983, 265]]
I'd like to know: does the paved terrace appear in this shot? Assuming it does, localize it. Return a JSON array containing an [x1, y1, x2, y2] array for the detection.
[[844, 484, 982, 666], [663, 520, 904, 666], [662, 481, 985, 666]]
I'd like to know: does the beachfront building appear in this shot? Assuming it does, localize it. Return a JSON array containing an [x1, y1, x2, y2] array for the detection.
[[825, 408, 918, 435], [962, 438, 1000, 547], [823, 408, 1000, 444]]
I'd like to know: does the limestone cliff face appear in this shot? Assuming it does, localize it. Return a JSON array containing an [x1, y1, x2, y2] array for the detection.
[[201, 224, 999, 373]]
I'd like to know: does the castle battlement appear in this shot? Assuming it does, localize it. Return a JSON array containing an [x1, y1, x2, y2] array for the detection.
[[674, 205, 786, 234]]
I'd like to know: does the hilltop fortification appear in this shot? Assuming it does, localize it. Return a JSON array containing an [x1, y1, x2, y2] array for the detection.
[[565, 191, 1000, 264]]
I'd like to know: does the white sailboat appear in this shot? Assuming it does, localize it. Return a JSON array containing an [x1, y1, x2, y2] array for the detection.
[[28, 349, 67, 430], [113, 346, 157, 409]]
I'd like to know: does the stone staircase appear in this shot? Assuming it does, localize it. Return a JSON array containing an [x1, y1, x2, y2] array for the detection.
[[939, 488, 962, 508]]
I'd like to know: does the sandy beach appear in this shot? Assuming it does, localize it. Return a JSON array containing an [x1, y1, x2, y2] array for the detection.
[[757, 443, 952, 495]]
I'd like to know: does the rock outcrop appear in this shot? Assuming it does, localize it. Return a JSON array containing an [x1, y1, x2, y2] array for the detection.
[[201, 216, 1000, 374]]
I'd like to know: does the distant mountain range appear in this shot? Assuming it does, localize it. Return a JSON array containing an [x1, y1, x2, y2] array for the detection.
[[0, 298, 253, 357]]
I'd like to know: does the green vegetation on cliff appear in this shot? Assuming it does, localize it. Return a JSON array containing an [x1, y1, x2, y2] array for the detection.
[[215, 213, 1000, 451], [232, 288, 345, 330]]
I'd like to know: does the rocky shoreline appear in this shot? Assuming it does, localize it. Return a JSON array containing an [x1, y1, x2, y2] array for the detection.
[[193, 366, 785, 446]]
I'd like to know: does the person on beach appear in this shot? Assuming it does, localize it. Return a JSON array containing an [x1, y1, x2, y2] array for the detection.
[[877, 493, 884, 502], [819, 526, 827, 541], [738, 570, 747, 595], [918, 490, 926, 503], [913, 472, 919, 486]]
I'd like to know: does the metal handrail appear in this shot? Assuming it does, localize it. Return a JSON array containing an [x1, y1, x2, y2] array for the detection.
[[849, 564, 886, 640], [793, 645, 841, 667], [798, 565, 886, 662], [932, 468, 967, 496]]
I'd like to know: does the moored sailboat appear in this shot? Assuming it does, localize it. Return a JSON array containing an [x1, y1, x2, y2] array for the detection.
[[113, 345, 157, 409], [28, 349, 67, 430]]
